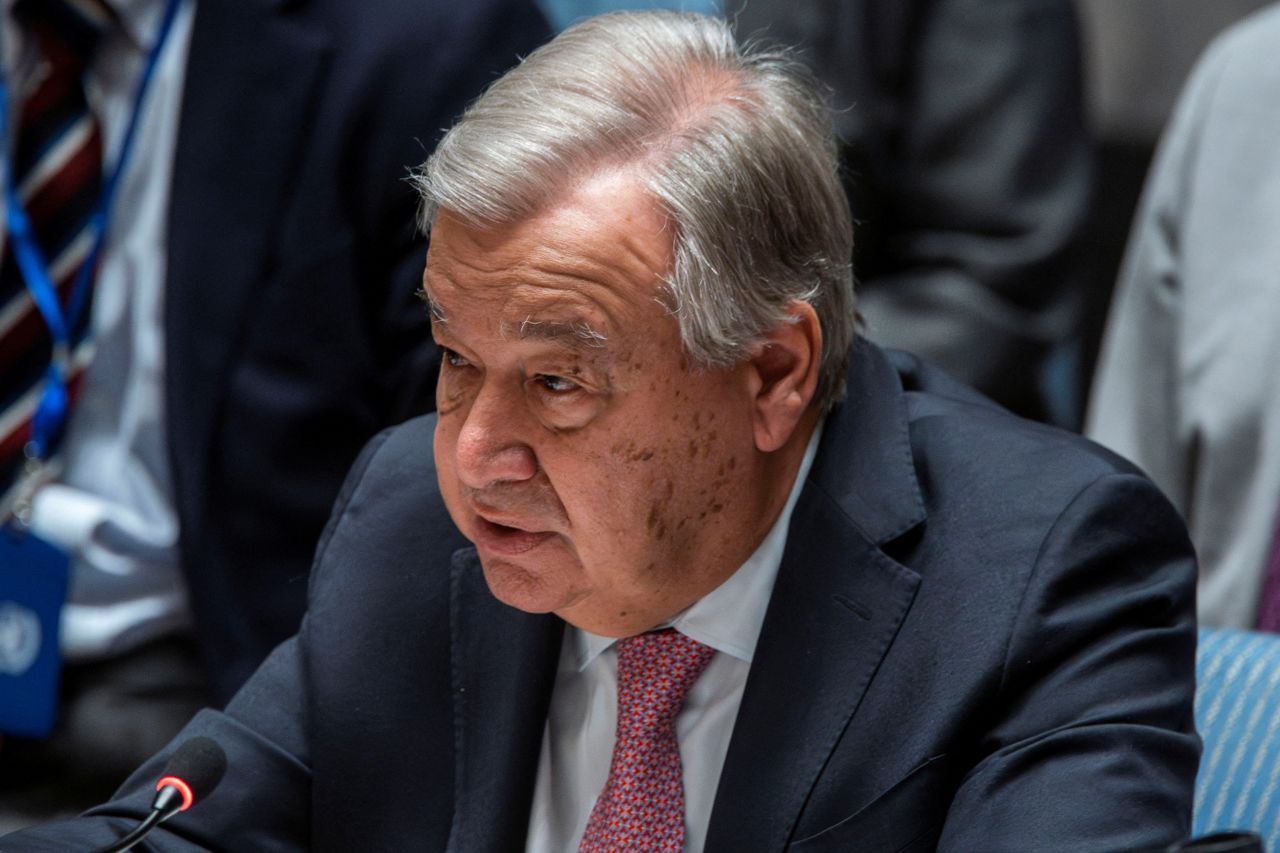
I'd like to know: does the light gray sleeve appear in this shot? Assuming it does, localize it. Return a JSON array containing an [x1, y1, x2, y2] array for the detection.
[[1084, 32, 1235, 514]]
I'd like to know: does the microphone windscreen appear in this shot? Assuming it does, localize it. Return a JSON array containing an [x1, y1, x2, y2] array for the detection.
[[160, 737, 228, 803]]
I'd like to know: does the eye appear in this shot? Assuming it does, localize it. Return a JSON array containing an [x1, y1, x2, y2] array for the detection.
[[440, 346, 471, 369], [535, 373, 580, 394]]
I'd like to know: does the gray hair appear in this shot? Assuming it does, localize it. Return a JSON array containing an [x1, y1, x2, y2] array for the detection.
[[413, 10, 856, 411]]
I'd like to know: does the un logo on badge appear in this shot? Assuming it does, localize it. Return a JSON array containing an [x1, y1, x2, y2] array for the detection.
[[0, 600, 42, 676]]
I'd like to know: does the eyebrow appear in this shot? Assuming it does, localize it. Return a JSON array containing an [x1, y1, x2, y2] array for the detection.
[[419, 287, 609, 352], [507, 317, 608, 349], [418, 288, 448, 325]]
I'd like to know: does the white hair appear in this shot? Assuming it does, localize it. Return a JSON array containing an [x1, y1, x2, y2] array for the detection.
[[413, 10, 856, 410]]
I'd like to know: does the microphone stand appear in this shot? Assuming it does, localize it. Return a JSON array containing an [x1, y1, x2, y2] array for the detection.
[[90, 784, 186, 853]]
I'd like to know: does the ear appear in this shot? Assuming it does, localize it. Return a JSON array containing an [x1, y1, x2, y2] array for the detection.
[[747, 301, 822, 453]]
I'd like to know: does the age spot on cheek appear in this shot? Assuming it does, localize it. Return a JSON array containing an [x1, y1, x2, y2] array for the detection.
[[629, 445, 655, 463], [646, 484, 674, 535], [701, 430, 718, 459], [611, 440, 657, 464]]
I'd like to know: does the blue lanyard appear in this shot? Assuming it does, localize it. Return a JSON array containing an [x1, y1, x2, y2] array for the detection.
[[0, 0, 182, 460]]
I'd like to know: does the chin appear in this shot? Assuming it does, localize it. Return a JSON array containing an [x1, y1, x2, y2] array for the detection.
[[479, 555, 579, 615]]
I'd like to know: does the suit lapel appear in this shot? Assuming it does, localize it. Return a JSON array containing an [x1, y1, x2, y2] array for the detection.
[[165, 0, 329, 505], [447, 548, 563, 853], [706, 340, 927, 852]]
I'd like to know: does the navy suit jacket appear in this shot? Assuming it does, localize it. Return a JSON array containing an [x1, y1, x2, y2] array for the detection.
[[3, 340, 1199, 851], [160, 0, 548, 699]]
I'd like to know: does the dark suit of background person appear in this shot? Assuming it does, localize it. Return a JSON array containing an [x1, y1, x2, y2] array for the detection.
[[1, 339, 1199, 851], [728, 0, 1094, 425], [1087, 3, 1280, 631], [140, 0, 547, 704], [0, 0, 550, 821]]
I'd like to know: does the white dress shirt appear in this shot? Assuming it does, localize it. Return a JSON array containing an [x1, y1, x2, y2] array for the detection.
[[525, 423, 823, 853], [2, 0, 197, 660]]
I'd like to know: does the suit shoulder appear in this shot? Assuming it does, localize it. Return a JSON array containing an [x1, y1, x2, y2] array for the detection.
[[308, 414, 463, 598], [344, 413, 440, 494], [894, 352, 1154, 503], [341, 413, 450, 526]]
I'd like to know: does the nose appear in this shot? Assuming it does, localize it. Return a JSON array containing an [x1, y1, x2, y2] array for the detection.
[[452, 383, 538, 490]]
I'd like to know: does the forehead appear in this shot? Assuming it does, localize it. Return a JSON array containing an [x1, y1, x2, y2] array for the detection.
[[423, 172, 675, 340]]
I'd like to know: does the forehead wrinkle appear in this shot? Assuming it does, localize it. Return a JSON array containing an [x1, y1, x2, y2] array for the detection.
[[508, 206, 672, 305], [425, 183, 674, 348], [429, 243, 637, 319], [538, 231, 670, 301], [498, 282, 622, 338]]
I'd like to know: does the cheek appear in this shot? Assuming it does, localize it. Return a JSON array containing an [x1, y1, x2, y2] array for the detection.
[[654, 411, 746, 527], [433, 420, 464, 519], [547, 365, 748, 547], [586, 433, 704, 544], [432, 410, 457, 470], [546, 439, 668, 547]]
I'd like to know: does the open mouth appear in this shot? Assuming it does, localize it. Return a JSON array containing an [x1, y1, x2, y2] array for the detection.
[[472, 515, 556, 556]]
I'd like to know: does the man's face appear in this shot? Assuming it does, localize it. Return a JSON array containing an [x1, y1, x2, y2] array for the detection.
[[426, 171, 771, 637]]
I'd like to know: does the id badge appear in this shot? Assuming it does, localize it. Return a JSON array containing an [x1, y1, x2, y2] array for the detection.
[[0, 526, 69, 737]]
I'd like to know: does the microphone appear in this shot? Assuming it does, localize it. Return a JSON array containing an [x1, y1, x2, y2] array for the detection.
[[92, 737, 228, 853]]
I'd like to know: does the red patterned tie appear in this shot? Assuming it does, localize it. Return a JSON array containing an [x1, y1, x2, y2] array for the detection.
[[0, 0, 114, 490], [579, 629, 715, 853]]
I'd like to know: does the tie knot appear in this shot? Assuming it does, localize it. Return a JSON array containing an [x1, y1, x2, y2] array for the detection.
[[615, 629, 714, 724], [14, 0, 118, 69], [580, 629, 713, 852]]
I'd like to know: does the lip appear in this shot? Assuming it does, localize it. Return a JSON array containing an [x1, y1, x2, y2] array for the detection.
[[471, 515, 557, 557], [471, 502, 542, 531]]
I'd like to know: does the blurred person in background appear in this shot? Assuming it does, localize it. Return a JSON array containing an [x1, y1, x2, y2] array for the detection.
[[1088, 3, 1280, 632], [0, 0, 548, 823], [727, 0, 1095, 425]]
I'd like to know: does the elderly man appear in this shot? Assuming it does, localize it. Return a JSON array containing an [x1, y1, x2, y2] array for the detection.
[[3, 10, 1197, 852]]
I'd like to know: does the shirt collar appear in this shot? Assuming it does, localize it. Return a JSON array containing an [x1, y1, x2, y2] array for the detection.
[[570, 421, 825, 670]]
